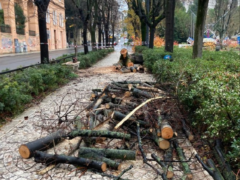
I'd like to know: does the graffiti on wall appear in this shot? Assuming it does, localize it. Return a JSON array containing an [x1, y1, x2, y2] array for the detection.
[[1, 38, 12, 49]]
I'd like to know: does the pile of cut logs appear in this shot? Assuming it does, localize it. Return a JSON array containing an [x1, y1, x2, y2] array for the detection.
[[18, 81, 235, 180]]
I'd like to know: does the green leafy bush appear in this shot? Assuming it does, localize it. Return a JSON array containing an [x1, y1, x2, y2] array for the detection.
[[135, 46, 149, 53], [143, 47, 240, 168], [78, 49, 114, 69], [0, 64, 77, 117]]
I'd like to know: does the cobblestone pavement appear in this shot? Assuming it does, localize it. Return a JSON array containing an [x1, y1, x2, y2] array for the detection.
[[0, 48, 213, 180]]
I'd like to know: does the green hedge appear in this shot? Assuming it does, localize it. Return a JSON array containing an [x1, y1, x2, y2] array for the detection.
[[0, 49, 114, 123], [78, 49, 114, 69], [140, 46, 240, 169], [0, 65, 77, 117]]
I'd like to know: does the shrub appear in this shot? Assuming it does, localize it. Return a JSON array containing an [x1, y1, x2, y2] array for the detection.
[[143, 47, 240, 168], [0, 64, 77, 117], [135, 46, 149, 53]]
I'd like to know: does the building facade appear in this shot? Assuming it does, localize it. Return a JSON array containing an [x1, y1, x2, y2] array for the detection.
[[0, 0, 66, 54]]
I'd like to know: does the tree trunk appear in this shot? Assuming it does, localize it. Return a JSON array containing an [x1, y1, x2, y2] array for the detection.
[[165, 0, 176, 53], [78, 152, 121, 170], [83, 23, 89, 54], [173, 140, 193, 179], [34, 151, 107, 171], [78, 147, 136, 160], [98, 25, 102, 48], [67, 130, 131, 140], [112, 26, 115, 48], [74, 27, 78, 58], [149, 26, 155, 49], [141, 20, 147, 46], [192, 0, 209, 58], [19, 130, 64, 159], [105, 25, 109, 47], [91, 29, 97, 51], [36, 0, 50, 64]]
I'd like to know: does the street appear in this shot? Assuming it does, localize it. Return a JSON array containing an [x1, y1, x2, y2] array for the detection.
[[0, 47, 87, 72]]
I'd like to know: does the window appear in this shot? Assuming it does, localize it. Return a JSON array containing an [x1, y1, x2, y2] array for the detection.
[[53, 11, 57, 25], [46, 9, 50, 23], [47, 29, 50, 39], [59, 13, 63, 27]]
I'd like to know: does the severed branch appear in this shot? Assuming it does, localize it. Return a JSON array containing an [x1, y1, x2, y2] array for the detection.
[[114, 96, 164, 130], [136, 123, 167, 180], [195, 154, 224, 180]]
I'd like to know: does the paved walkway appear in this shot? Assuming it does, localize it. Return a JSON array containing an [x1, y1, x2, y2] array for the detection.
[[0, 48, 212, 180]]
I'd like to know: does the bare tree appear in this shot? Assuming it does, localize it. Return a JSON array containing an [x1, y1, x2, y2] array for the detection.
[[130, 0, 166, 48], [213, 0, 238, 39]]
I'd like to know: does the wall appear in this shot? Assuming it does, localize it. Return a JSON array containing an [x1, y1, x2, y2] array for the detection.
[[0, 0, 67, 54]]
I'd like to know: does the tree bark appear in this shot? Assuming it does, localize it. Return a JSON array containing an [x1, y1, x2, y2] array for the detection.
[[67, 130, 131, 140], [78, 147, 136, 160], [34, 151, 107, 172], [192, 0, 209, 58], [19, 130, 64, 159]]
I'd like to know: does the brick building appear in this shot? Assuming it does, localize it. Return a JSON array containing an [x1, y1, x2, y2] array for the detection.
[[0, 0, 66, 54]]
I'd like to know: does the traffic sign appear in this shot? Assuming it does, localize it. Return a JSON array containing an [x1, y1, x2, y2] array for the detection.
[[237, 36, 240, 45]]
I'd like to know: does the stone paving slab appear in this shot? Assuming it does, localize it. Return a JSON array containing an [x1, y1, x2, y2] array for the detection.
[[0, 49, 213, 180]]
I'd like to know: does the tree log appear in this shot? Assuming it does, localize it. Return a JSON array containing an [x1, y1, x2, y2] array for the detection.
[[78, 147, 136, 160], [151, 153, 173, 179], [132, 88, 153, 98], [161, 120, 174, 140], [105, 102, 124, 109], [213, 140, 235, 180], [116, 81, 141, 84], [153, 131, 170, 150], [136, 85, 159, 92], [163, 142, 174, 178], [195, 154, 224, 180], [19, 130, 64, 159], [111, 111, 149, 127], [78, 152, 121, 170], [111, 111, 136, 121], [173, 140, 193, 180], [34, 151, 107, 172], [67, 130, 130, 140], [181, 119, 194, 141]]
